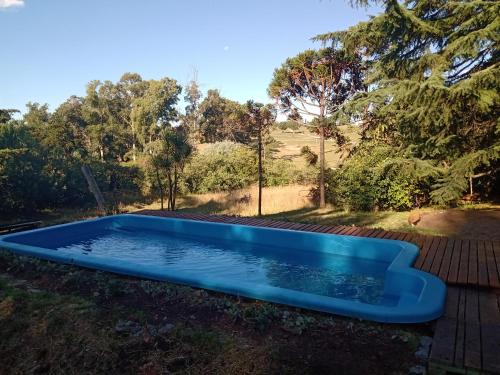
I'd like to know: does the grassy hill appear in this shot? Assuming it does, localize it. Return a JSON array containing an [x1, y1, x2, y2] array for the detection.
[[270, 124, 361, 168]]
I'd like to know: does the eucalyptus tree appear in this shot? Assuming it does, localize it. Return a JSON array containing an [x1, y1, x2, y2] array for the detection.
[[183, 73, 203, 140], [131, 77, 182, 153], [198, 90, 250, 144], [116, 73, 148, 161], [316, 0, 500, 203], [268, 48, 364, 207]]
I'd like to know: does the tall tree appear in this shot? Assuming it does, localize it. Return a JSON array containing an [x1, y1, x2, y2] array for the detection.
[[183, 71, 203, 140], [116, 73, 148, 161], [268, 48, 364, 207], [131, 77, 182, 152], [150, 127, 192, 210], [244, 101, 276, 216], [198, 90, 251, 144], [316, 0, 500, 203]]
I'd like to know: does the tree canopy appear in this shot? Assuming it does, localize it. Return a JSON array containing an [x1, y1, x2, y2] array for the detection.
[[315, 0, 499, 204]]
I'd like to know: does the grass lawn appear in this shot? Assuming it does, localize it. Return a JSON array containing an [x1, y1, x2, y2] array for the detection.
[[3, 184, 498, 239]]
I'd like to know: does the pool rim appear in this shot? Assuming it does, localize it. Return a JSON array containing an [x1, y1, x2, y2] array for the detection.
[[0, 214, 446, 324]]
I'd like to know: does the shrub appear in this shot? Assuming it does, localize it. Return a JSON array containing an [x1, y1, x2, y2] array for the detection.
[[326, 143, 436, 211], [184, 142, 258, 193]]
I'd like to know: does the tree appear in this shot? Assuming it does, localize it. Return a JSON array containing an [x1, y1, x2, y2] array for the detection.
[[149, 127, 192, 210], [316, 0, 500, 204], [116, 73, 149, 161], [24, 102, 50, 128], [244, 101, 276, 216], [131, 77, 181, 153], [268, 48, 364, 207], [0, 109, 19, 124], [183, 71, 203, 140], [198, 90, 250, 143]]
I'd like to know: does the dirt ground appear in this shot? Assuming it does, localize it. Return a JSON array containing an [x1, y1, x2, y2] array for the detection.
[[417, 208, 500, 241], [0, 252, 429, 375]]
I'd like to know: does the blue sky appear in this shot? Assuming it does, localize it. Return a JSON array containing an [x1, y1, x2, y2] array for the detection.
[[0, 0, 380, 114]]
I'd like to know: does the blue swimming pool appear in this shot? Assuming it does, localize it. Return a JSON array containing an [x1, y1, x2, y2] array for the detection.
[[0, 214, 446, 323]]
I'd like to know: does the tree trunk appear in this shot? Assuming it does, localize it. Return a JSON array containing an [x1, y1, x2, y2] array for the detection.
[[132, 141, 136, 162], [172, 168, 178, 211], [155, 166, 164, 210], [319, 120, 326, 208], [258, 125, 263, 216]]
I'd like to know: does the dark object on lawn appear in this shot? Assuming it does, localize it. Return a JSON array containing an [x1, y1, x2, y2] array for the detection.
[[408, 212, 421, 226], [0, 221, 42, 234]]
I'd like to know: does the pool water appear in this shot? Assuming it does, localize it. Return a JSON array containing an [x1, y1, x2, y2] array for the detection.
[[0, 214, 447, 323], [54, 227, 394, 305]]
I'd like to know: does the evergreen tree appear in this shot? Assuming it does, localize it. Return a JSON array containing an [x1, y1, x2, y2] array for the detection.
[[316, 0, 500, 203]]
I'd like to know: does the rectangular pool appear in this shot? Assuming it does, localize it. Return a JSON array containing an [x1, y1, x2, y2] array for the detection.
[[0, 214, 446, 323]]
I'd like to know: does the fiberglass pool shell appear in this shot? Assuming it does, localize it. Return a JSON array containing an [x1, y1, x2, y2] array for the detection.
[[0, 214, 446, 323]]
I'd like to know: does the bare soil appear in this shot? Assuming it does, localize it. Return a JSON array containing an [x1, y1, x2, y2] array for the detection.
[[417, 208, 500, 241], [0, 252, 428, 375]]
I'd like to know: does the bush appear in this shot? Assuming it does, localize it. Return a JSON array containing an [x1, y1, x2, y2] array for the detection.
[[0, 148, 48, 213], [326, 143, 435, 211], [184, 142, 317, 193], [184, 142, 258, 193]]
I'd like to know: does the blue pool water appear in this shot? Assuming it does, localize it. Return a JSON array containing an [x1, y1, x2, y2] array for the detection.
[[55, 227, 394, 305], [0, 214, 446, 323]]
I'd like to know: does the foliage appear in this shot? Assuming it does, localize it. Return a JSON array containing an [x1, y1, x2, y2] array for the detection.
[[268, 47, 365, 207], [316, 0, 500, 203], [148, 127, 192, 210], [184, 142, 258, 193], [326, 143, 438, 211], [198, 90, 250, 143]]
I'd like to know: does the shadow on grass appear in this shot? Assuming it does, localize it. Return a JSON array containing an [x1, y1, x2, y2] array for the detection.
[[261, 207, 397, 228]]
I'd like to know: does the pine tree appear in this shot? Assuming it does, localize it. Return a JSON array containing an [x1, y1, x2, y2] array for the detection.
[[316, 0, 500, 203]]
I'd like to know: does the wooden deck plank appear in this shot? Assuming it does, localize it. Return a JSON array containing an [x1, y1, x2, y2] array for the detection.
[[438, 238, 455, 281], [481, 323, 500, 374], [485, 241, 500, 289], [430, 317, 458, 366], [447, 239, 463, 285], [478, 240, 489, 288], [430, 237, 448, 276], [468, 240, 479, 286], [415, 236, 433, 269], [464, 321, 482, 370], [493, 241, 500, 285], [458, 240, 470, 285], [422, 236, 441, 273]]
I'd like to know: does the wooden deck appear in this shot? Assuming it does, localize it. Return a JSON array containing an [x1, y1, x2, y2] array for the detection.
[[137, 210, 500, 374]]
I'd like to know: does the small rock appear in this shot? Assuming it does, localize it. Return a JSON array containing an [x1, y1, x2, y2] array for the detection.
[[158, 323, 175, 335], [415, 336, 433, 360], [409, 365, 426, 375], [114, 319, 142, 335]]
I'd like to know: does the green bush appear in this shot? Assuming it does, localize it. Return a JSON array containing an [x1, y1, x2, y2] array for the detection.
[[326, 143, 435, 211], [0, 148, 48, 213], [184, 142, 258, 193]]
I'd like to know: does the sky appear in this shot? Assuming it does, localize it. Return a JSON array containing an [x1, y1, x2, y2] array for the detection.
[[0, 0, 380, 114]]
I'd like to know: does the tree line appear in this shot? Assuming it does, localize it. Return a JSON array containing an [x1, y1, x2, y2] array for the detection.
[[1, 0, 498, 216]]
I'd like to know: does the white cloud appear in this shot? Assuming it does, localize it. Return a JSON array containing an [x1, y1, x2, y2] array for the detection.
[[223, 46, 230, 52], [0, 0, 24, 9]]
